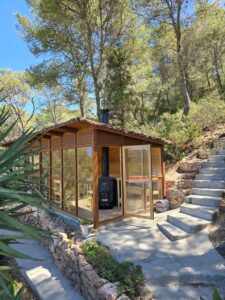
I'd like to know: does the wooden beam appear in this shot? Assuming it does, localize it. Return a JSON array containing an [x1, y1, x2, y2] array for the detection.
[[92, 130, 99, 228], [161, 146, 166, 198], [60, 126, 77, 133], [48, 130, 64, 136]]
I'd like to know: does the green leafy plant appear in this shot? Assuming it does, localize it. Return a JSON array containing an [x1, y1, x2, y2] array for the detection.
[[0, 278, 25, 300], [0, 108, 49, 298], [200, 288, 222, 300], [77, 217, 93, 225], [83, 241, 144, 299]]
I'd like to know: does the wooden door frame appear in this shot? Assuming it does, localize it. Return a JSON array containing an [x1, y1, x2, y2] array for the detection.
[[122, 144, 153, 219]]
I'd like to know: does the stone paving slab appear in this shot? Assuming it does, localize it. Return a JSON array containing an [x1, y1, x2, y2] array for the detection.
[[12, 239, 84, 300], [97, 217, 225, 300]]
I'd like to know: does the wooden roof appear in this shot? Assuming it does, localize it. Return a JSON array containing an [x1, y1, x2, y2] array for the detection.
[[2, 117, 170, 146]]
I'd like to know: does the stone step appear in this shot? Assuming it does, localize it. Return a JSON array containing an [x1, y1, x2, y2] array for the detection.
[[196, 174, 225, 180], [180, 203, 219, 221], [212, 148, 223, 155], [199, 167, 225, 174], [202, 161, 225, 168], [214, 139, 225, 148], [218, 149, 225, 155], [185, 195, 221, 208], [194, 180, 225, 189], [157, 221, 190, 241], [192, 187, 224, 197], [209, 155, 225, 162], [167, 213, 210, 234]]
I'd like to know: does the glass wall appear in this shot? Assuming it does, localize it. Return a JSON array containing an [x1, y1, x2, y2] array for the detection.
[[77, 147, 93, 220], [63, 148, 76, 212], [41, 151, 50, 198], [123, 146, 152, 217], [151, 147, 163, 200], [38, 144, 93, 221]]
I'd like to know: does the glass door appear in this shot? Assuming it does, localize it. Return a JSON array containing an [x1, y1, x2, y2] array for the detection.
[[122, 145, 153, 219]]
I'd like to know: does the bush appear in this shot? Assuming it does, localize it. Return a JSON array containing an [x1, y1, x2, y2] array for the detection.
[[149, 111, 200, 162], [189, 94, 225, 130], [83, 241, 145, 299]]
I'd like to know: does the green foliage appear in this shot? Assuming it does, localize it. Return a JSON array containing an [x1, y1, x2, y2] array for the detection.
[[150, 111, 200, 162], [0, 277, 25, 300], [189, 94, 225, 130], [200, 288, 222, 300], [0, 108, 49, 295], [83, 241, 144, 299]]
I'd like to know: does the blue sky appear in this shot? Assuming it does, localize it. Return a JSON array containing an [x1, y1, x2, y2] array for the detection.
[[0, 0, 39, 71]]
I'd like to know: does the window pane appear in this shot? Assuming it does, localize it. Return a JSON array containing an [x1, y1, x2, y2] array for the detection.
[[52, 150, 62, 168], [33, 154, 40, 170], [42, 152, 49, 169], [52, 168, 61, 178], [77, 147, 92, 181], [78, 182, 93, 221], [52, 178, 62, 208], [64, 167, 75, 179], [63, 149, 75, 167], [152, 148, 162, 176], [63, 181, 76, 212]]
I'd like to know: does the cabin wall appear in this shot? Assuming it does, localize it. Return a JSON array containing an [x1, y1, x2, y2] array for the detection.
[[29, 127, 165, 227]]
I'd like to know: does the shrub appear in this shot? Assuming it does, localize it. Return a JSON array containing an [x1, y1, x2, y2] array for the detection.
[[83, 241, 144, 299], [189, 94, 225, 130], [149, 111, 200, 162]]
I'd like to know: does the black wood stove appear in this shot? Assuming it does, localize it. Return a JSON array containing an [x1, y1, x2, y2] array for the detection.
[[98, 110, 118, 209]]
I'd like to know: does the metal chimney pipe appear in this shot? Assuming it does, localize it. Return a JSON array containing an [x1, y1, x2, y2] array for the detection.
[[101, 109, 110, 124]]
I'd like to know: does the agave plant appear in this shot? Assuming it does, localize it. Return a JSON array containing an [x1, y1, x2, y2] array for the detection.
[[0, 108, 50, 298]]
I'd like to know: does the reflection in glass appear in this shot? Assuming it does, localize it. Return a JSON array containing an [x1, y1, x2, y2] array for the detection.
[[33, 154, 40, 170], [78, 182, 93, 221], [126, 181, 151, 213], [52, 168, 61, 178], [77, 147, 92, 181], [42, 152, 49, 169], [52, 150, 62, 167], [52, 178, 62, 208], [124, 146, 152, 217], [63, 149, 75, 167], [125, 148, 150, 180], [63, 181, 76, 212], [64, 167, 75, 179]]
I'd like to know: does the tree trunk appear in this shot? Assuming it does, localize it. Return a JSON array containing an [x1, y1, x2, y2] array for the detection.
[[178, 54, 191, 116]]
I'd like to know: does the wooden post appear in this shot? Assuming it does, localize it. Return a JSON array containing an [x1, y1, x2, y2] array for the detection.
[[161, 146, 166, 198], [149, 145, 154, 220], [61, 135, 64, 211], [92, 130, 99, 228]]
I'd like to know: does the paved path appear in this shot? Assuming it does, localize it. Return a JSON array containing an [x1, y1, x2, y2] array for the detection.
[[97, 216, 225, 300], [12, 239, 84, 300]]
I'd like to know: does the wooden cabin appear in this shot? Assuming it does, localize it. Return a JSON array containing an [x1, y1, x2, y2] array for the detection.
[[4, 114, 169, 228]]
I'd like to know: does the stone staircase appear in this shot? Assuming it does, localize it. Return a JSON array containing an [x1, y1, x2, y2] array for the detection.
[[158, 137, 225, 241]]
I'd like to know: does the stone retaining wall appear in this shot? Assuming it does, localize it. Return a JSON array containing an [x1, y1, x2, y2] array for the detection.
[[22, 207, 152, 300]]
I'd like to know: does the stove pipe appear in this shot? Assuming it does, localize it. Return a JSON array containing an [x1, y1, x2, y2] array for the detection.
[[101, 109, 110, 177]]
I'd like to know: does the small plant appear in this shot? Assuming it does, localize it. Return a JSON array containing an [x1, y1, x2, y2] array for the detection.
[[83, 241, 145, 299], [200, 288, 222, 300], [77, 218, 93, 225]]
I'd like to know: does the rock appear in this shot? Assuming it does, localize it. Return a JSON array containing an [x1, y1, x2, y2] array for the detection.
[[98, 282, 120, 300], [58, 232, 68, 239], [166, 188, 185, 209], [198, 149, 210, 159], [178, 161, 202, 173], [176, 179, 194, 190], [79, 255, 89, 268], [85, 270, 108, 288], [140, 285, 154, 300], [71, 243, 83, 256], [117, 295, 130, 300]]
